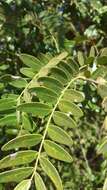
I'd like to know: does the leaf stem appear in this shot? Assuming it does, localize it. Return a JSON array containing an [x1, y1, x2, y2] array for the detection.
[[30, 76, 80, 181]]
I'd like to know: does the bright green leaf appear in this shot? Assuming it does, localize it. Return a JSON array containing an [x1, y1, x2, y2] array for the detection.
[[48, 124, 73, 146], [0, 150, 37, 169], [2, 134, 42, 151], [0, 167, 33, 183], [44, 140, 73, 162], [14, 179, 31, 190], [40, 157, 63, 190], [35, 172, 47, 190]]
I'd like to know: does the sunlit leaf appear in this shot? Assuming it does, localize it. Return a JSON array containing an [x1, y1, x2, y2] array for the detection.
[[0, 167, 33, 183], [2, 134, 42, 151], [14, 179, 31, 190], [40, 157, 63, 190], [44, 140, 73, 162], [35, 172, 47, 190], [0, 151, 37, 169], [48, 124, 73, 146]]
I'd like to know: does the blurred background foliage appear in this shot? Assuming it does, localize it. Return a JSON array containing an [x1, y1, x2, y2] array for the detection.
[[0, 0, 107, 189]]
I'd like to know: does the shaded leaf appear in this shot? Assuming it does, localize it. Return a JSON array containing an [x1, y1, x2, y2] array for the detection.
[[0, 114, 17, 127], [9, 77, 27, 89], [30, 86, 58, 103], [17, 103, 52, 117], [38, 76, 63, 94], [0, 98, 16, 112]]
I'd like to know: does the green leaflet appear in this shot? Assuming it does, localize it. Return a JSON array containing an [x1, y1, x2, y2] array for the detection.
[[20, 54, 44, 71], [58, 99, 83, 117], [50, 67, 68, 84], [20, 67, 35, 78], [2, 134, 42, 151], [47, 51, 68, 67], [17, 102, 52, 117], [89, 46, 95, 57], [58, 61, 73, 80], [22, 113, 33, 132], [0, 114, 17, 127], [0, 167, 33, 183], [35, 172, 47, 190], [38, 76, 63, 94], [97, 56, 107, 65], [0, 98, 16, 112], [103, 178, 107, 190], [0, 150, 37, 169], [44, 140, 73, 163], [78, 51, 84, 66], [68, 58, 79, 73], [97, 84, 107, 98], [97, 138, 107, 157], [48, 124, 73, 146], [53, 111, 76, 128], [63, 89, 85, 102], [9, 77, 27, 89], [30, 86, 58, 103], [40, 157, 63, 190], [14, 179, 31, 190]]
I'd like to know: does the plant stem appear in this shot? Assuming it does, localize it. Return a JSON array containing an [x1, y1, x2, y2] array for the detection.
[[30, 76, 80, 180]]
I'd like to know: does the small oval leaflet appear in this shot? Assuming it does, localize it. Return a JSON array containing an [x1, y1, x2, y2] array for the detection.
[[2, 134, 42, 151], [63, 89, 85, 102], [44, 140, 73, 163], [30, 86, 58, 103], [48, 124, 73, 146], [58, 99, 83, 117], [53, 111, 76, 128]]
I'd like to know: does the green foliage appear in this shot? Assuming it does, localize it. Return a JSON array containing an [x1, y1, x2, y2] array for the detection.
[[0, 0, 107, 190]]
